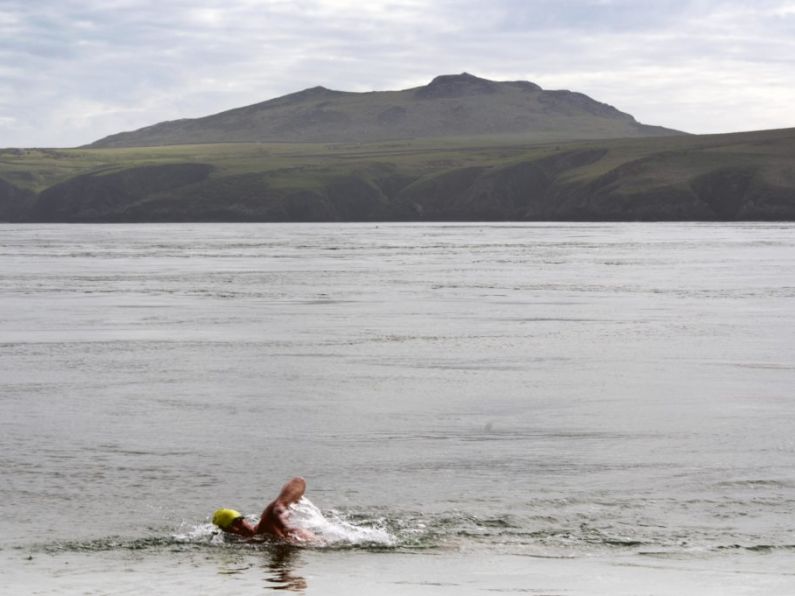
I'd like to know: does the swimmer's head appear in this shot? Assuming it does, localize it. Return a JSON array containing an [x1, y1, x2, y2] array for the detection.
[[212, 508, 243, 530]]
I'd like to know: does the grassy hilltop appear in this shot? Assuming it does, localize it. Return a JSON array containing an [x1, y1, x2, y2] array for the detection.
[[1, 128, 793, 221]]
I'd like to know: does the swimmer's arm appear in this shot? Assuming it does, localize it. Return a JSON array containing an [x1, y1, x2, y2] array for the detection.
[[276, 477, 306, 507], [273, 502, 291, 528]]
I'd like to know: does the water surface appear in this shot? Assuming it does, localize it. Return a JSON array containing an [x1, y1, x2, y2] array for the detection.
[[1, 223, 794, 594]]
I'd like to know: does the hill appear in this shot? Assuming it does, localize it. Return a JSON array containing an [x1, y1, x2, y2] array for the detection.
[[1, 128, 793, 221], [87, 73, 682, 148]]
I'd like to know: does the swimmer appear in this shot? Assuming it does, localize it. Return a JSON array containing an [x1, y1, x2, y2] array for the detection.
[[212, 476, 315, 543]]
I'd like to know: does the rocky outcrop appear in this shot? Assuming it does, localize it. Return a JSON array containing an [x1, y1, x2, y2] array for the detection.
[[414, 73, 501, 99]]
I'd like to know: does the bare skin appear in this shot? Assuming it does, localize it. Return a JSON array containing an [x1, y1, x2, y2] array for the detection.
[[223, 477, 315, 543]]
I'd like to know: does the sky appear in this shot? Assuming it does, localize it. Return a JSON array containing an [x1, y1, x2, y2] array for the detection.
[[1, 0, 794, 147]]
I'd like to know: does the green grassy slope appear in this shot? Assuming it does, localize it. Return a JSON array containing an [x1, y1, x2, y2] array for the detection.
[[1, 128, 793, 221]]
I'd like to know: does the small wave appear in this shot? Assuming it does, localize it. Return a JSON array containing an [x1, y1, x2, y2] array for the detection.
[[39, 535, 208, 553], [715, 544, 795, 553], [713, 479, 790, 488]]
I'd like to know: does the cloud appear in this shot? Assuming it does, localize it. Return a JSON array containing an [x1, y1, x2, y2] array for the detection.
[[0, 0, 793, 147]]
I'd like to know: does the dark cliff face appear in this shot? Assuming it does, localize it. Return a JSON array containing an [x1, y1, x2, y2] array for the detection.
[[395, 150, 610, 220], [14, 155, 795, 223], [30, 164, 213, 222], [0, 179, 35, 221]]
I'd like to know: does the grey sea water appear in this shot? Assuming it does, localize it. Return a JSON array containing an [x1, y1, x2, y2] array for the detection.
[[1, 222, 794, 594]]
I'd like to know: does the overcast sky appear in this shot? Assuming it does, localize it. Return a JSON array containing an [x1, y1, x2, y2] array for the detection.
[[1, 0, 794, 147]]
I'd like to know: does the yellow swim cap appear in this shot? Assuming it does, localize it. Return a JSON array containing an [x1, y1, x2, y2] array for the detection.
[[212, 508, 243, 530]]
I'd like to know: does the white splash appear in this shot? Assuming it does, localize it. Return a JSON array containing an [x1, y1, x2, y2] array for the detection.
[[173, 522, 226, 545], [290, 498, 396, 547], [172, 499, 395, 548]]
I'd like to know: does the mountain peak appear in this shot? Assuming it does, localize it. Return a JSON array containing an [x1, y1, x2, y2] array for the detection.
[[415, 73, 544, 99], [282, 85, 340, 101], [415, 73, 500, 99]]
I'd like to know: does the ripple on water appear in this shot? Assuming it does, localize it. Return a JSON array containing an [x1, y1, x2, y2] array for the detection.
[[29, 499, 795, 559]]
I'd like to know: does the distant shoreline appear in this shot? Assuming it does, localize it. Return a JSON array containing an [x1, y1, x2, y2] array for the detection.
[[2, 128, 794, 222]]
